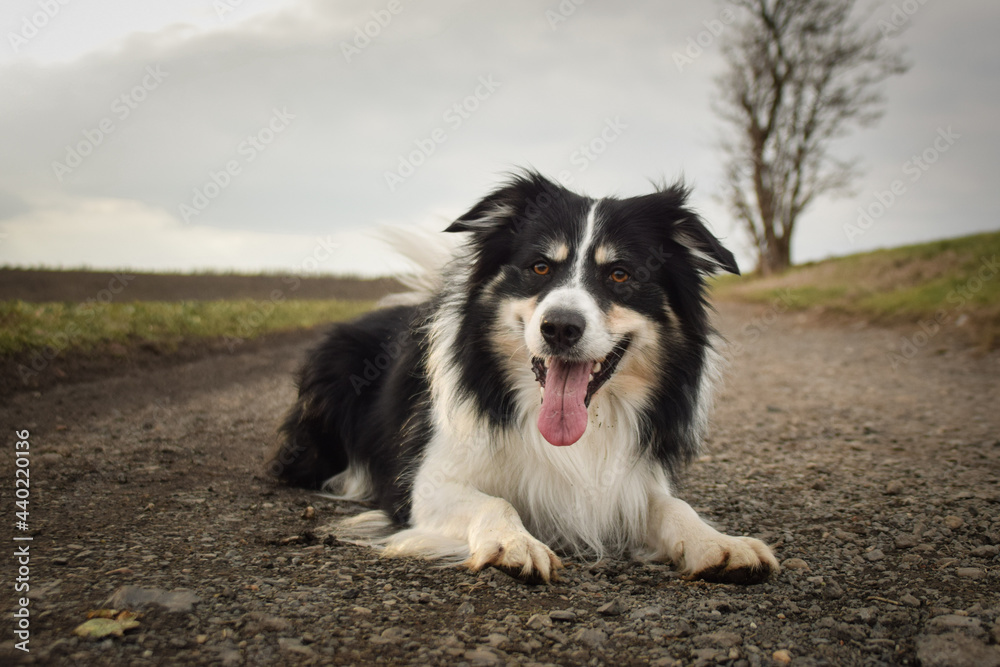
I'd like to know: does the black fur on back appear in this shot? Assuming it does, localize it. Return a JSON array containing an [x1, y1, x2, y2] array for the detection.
[[272, 304, 431, 523]]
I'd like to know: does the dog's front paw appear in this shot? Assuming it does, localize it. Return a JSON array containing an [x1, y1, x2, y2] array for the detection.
[[466, 530, 563, 583], [681, 535, 779, 584]]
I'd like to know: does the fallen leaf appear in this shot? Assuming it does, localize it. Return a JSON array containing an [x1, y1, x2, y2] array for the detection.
[[74, 618, 126, 639], [75, 610, 141, 639]]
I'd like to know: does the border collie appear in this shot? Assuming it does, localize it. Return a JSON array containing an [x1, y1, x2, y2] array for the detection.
[[271, 171, 778, 583]]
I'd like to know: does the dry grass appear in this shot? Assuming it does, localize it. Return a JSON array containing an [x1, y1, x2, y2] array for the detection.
[[711, 231, 1000, 348]]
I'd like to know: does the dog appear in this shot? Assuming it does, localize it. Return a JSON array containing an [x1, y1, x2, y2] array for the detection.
[[270, 171, 778, 583]]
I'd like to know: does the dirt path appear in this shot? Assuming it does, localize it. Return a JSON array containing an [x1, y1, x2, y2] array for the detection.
[[2, 302, 999, 666]]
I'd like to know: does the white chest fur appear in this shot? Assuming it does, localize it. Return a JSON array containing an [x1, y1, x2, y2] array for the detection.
[[414, 389, 665, 560]]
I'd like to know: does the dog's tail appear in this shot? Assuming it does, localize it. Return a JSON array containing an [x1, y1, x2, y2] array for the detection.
[[375, 225, 460, 307], [338, 510, 471, 565], [271, 388, 351, 489]]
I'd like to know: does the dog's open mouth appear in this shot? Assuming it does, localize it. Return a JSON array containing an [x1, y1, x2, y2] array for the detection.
[[531, 337, 630, 447]]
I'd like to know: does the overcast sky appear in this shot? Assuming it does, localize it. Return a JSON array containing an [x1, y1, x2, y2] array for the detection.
[[1, 0, 997, 277]]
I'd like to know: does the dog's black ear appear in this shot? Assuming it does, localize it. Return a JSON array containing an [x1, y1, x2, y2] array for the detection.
[[653, 183, 740, 276], [445, 171, 563, 286], [674, 216, 740, 276], [445, 170, 560, 234]]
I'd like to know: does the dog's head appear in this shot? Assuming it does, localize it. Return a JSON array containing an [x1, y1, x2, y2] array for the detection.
[[446, 171, 738, 447]]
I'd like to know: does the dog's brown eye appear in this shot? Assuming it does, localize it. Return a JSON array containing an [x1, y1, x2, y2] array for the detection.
[[533, 262, 551, 276], [610, 269, 630, 283]]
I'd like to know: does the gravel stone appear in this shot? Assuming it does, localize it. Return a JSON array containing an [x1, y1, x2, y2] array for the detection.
[[885, 480, 905, 495], [956, 568, 986, 579], [781, 557, 810, 571], [596, 598, 626, 616], [772, 649, 793, 664], [549, 609, 577, 622], [629, 605, 663, 620], [464, 649, 502, 665], [571, 628, 607, 647], [277, 637, 314, 656], [822, 581, 845, 600], [380, 627, 408, 641], [526, 613, 552, 630]]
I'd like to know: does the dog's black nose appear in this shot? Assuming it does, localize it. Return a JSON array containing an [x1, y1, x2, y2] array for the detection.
[[540, 310, 586, 352]]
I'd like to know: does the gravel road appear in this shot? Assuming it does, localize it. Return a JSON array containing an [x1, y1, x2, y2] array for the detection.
[[2, 302, 999, 666]]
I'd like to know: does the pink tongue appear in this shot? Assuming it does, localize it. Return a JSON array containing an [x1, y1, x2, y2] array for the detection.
[[537, 358, 592, 446]]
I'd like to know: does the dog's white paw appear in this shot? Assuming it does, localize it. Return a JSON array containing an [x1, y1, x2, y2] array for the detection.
[[680, 534, 779, 584], [466, 530, 563, 583]]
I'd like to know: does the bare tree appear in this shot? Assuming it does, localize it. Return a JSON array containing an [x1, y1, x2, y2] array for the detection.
[[715, 0, 908, 274]]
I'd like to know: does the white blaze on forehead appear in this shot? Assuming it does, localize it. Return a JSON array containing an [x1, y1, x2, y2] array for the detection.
[[525, 201, 618, 362], [572, 201, 600, 284]]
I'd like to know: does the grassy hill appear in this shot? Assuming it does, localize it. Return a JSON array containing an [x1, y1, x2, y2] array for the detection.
[[711, 231, 1000, 348]]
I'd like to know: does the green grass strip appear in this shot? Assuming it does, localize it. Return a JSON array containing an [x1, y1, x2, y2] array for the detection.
[[0, 299, 374, 356]]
